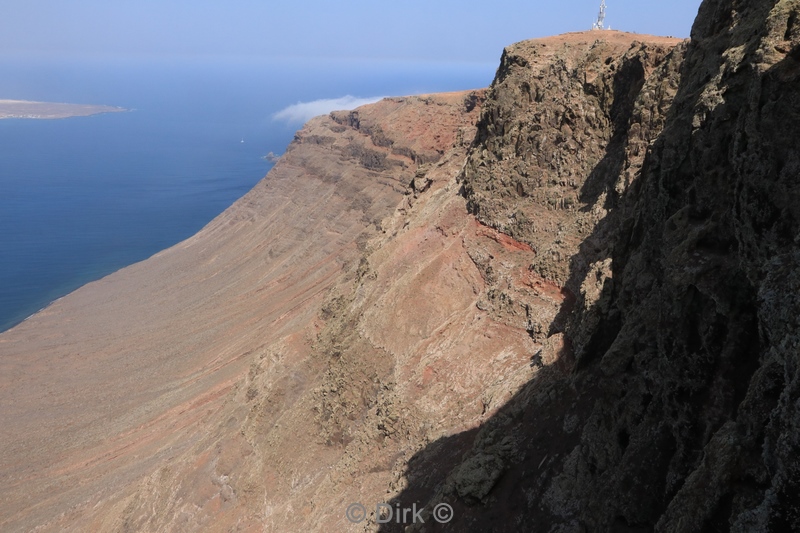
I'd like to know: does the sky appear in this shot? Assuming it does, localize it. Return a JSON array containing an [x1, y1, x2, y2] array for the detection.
[[1, 1, 702, 63]]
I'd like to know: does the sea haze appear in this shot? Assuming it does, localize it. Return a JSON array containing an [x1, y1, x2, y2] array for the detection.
[[0, 56, 494, 333]]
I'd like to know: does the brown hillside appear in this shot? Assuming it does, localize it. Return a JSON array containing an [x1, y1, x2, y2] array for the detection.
[[3, 6, 799, 530]]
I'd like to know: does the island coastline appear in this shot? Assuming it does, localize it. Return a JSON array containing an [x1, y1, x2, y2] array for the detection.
[[0, 99, 126, 119]]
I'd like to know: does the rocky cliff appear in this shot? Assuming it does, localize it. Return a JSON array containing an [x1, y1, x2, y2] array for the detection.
[[2, 1, 799, 532], [0, 91, 484, 531], [384, 1, 800, 532]]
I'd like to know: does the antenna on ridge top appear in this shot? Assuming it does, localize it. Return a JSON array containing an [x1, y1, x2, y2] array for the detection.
[[592, 0, 608, 30]]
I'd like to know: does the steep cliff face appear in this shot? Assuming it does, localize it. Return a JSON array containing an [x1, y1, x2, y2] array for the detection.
[[461, 32, 684, 351], [0, 92, 485, 532], [3, 1, 799, 531], [383, 2, 800, 532], [575, 2, 800, 529]]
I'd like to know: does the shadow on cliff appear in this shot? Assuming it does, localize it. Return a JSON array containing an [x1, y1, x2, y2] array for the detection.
[[377, 2, 787, 530], [578, 50, 646, 208], [373, 61, 674, 530], [372, 78, 660, 532], [372, 364, 588, 533], [546, 44, 655, 343]]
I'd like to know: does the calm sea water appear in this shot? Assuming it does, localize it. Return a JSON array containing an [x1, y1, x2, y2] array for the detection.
[[0, 56, 494, 333]]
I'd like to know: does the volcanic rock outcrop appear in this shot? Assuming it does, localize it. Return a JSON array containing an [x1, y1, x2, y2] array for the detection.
[[2, 0, 800, 531], [383, 1, 800, 532]]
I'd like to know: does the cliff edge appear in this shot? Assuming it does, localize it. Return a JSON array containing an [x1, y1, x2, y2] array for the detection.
[[2, 1, 799, 531], [0, 91, 484, 531], [384, 2, 800, 532]]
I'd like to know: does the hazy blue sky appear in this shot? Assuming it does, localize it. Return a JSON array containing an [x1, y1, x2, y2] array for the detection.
[[2, 1, 702, 62]]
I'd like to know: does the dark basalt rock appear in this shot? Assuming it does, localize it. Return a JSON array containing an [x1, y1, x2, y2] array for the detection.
[[382, 1, 800, 532]]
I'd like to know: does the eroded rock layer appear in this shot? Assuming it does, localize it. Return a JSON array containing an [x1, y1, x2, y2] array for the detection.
[[384, 2, 800, 533], [0, 92, 484, 531], [3, 1, 800, 531]]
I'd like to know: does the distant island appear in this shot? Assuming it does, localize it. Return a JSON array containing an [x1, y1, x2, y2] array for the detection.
[[0, 99, 126, 119]]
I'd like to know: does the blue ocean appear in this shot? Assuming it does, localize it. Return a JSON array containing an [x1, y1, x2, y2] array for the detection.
[[0, 56, 494, 333]]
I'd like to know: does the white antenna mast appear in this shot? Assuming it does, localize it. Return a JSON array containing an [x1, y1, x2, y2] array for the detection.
[[592, 0, 607, 30]]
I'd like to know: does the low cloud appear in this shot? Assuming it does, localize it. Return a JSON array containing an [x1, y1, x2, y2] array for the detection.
[[273, 95, 385, 124]]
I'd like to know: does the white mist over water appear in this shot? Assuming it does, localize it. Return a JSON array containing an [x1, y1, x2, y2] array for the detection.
[[273, 95, 386, 124]]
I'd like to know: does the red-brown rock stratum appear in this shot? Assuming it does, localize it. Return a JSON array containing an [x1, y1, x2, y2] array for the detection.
[[2, 3, 800, 531]]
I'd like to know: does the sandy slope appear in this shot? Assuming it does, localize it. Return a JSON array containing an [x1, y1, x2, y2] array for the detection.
[[0, 30, 692, 531], [0, 90, 482, 531]]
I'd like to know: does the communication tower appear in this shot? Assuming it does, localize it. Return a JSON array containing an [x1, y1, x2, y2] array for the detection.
[[592, 0, 608, 30]]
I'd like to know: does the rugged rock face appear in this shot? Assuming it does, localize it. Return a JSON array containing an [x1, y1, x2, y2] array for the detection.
[[462, 31, 684, 350], [3, 1, 800, 531], [375, 31, 689, 533], [0, 92, 486, 532], [383, 2, 800, 532]]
